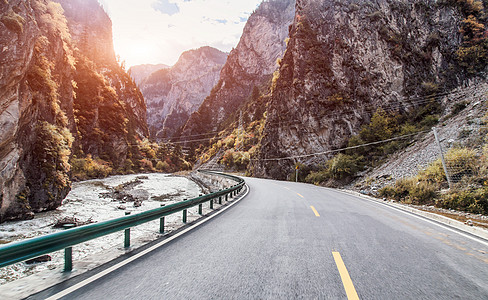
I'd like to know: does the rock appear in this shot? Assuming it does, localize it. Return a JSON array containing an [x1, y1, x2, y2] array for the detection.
[[465, 219, 473, 226], [25, 255, 52, 265], [52, 216, 95, 228], [0, 0, 148, 223], [117, 205, 126, 210], [129, 64, 169, 85], [141, 47, 227, 139], [251, 0, 476, 179], [180, 0, 296, 143]]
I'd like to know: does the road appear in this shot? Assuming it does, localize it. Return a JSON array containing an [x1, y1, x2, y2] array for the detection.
[[33, 177, 488, 299]]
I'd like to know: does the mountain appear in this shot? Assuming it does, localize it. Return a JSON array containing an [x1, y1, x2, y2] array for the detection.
[[140, 46, 227, 139], [129, 64, 169, 86], [180, 0, 296, 141], [249, 0, 488, 179], [0, 0, 148, 222]]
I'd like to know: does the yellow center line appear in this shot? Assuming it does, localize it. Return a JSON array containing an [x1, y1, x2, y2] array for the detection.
[[310, 206, 320, 217], [333, 252, 360, 300], [297, 192, 304, 198]]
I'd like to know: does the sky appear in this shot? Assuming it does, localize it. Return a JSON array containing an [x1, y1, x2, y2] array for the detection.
[[98, 0, 263, 67]]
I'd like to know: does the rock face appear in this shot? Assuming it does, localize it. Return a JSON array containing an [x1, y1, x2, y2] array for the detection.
[[180, 0, 296, 140], [0, 0, 148, 222], [129, 64, 168, 86], [140, 46, 227, 139], [251, 0, 481, 179]]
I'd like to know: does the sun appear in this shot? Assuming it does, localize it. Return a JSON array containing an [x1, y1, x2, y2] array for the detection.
[[116, 42, 160, 68]]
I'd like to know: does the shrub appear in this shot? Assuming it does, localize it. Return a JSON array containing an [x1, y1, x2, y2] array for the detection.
[[304, 154, 362, 184], [379, 177, 438, 205], [156, 161, 170, 172], [421, 82, 439, 95], [445, 148, 478, 182], [451, 101, 468, 115], [419, 159, 446, 184], [71, 155, 113, 180], [439, 188, 488, 214], [327, 154, 362, 180], [305, 169, 329, 184], [139, 159, 154, 172]]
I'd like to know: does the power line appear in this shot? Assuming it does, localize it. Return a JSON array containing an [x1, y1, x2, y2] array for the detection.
[[150, 84, 486, 145], [253, 130, 431, 162]]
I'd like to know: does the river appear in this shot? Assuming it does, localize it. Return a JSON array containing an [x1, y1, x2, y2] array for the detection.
[[0, 173, 203, 285]]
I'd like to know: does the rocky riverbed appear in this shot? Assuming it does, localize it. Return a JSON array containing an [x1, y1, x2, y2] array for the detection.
[[0, 173, 204, 285]]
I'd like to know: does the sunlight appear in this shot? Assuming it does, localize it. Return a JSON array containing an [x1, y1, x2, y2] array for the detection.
[[117, 42, 160, 67]]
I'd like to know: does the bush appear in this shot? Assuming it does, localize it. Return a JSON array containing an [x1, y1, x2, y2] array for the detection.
[[445, 148, 478, 182], [139, 159, 154, 172], [304, 154, 362, 184], [221, 150, 250, 170], [305, 169, 329, 184], [327, 154, 362, 180], [379, 177, 438, 205], [71, 155, 113, 180], [439, 188, 488, 214], [419, 159, 446, 184], [451, 101, 468, 115], [156, 161, 170, 172]]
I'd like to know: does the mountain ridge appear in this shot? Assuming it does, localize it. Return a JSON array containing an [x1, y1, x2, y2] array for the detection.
[[0, 0, 149, 222], [141, 46, 228, 140]]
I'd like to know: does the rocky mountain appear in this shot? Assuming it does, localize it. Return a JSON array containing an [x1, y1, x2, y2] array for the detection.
[[180, 0, 296, 141], [129, 64, 168, 86], [140, 46, 227, 139], [0, 0, 148, 222], [249, 0, 488, 179]]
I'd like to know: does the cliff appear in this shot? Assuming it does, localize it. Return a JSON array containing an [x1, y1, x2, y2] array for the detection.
[[129, 64, 168, 86], [141, 46, 227, 139], [180, 0, 296, 141], [250, 0, 486, 179], [0, 0, 148, 222]]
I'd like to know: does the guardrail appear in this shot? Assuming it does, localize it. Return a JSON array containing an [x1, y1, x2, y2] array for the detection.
[[0, 170, 245, 271]]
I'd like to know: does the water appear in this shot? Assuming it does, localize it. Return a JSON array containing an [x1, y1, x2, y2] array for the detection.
[[0, 173, 203, 285]]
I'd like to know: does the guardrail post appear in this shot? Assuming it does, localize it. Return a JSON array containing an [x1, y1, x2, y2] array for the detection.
[[225, 194, 228, 201], [210, 199, 214, 209], [199, 204, 203, 215], [64, 247, 72, 272], [183, 209, 187, 223], [219, 196, 222, 205], [124, 212, 131, 248], [160, 204, 165, 233]]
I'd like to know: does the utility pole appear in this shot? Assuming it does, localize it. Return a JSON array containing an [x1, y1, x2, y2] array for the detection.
[[237, 111, 244, 151], [239, 111, 244, 135], [295, 165, 299, 182], [433, 127, 452, 189]]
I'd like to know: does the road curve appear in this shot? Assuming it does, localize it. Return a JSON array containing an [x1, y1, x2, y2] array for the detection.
[[31, 177, 488, 299]]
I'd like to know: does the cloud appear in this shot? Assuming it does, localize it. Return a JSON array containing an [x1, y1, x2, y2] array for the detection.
[[103, 0, 262, 67], [152, 0, 180, 16]]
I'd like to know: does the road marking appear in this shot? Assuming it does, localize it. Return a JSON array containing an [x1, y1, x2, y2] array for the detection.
[[45, 185, 251, 300], [310, 206, 320, 217], [297, 192, 304, 198], [333, 252, 360, 300]]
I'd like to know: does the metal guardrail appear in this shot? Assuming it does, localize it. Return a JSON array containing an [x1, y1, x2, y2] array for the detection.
[[0, 170, 245, 271]]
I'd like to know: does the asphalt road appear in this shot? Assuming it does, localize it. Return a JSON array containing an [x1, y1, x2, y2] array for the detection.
[[35, 177, 488, 299]]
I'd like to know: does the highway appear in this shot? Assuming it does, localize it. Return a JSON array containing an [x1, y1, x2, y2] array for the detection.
[[32, 177, 488, 299]]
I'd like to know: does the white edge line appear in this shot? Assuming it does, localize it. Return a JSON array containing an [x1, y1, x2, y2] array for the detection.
[[332, 188, 488, 248], [46, 184, 250, 300]]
